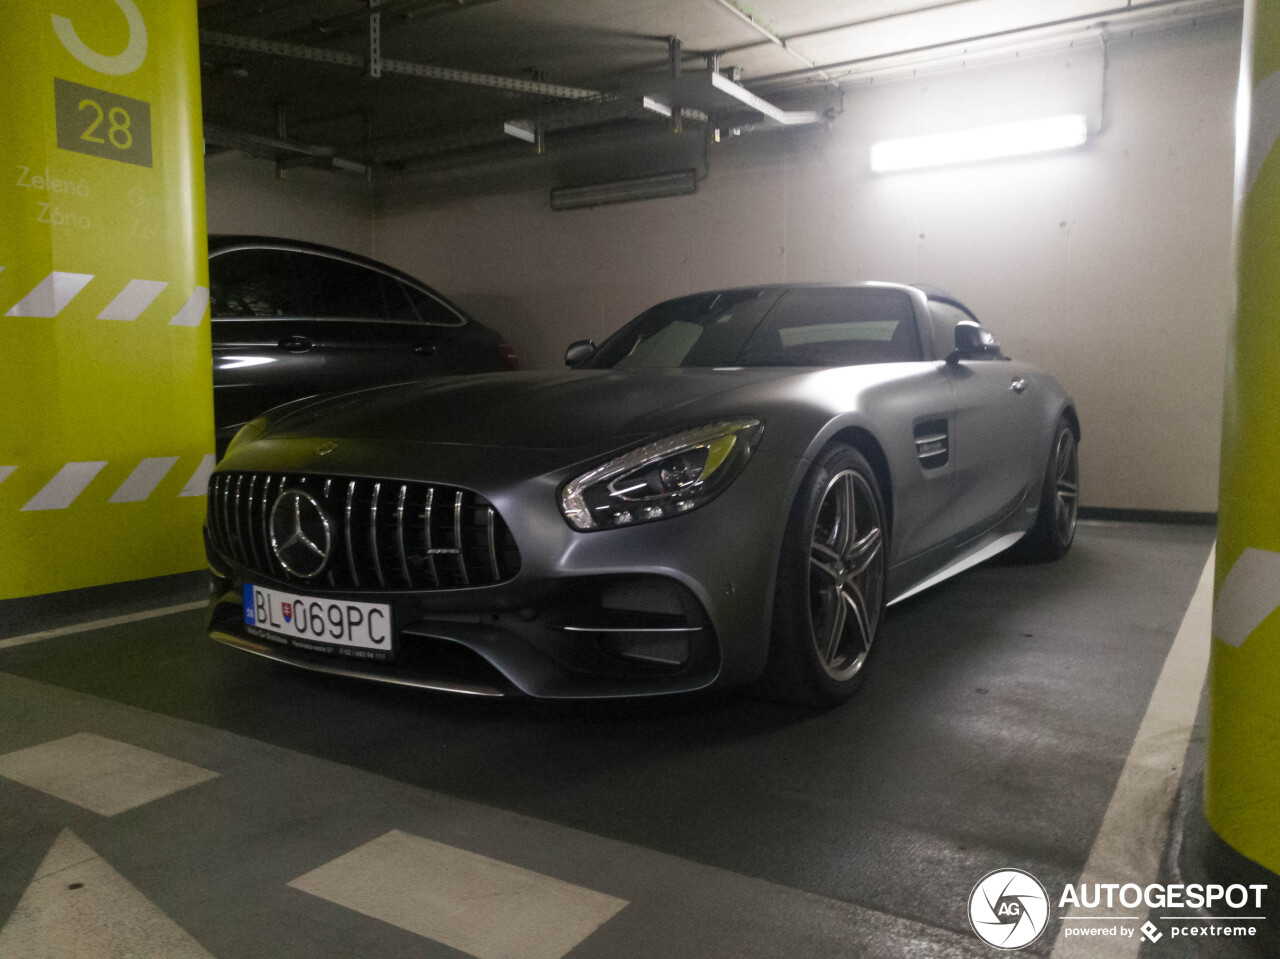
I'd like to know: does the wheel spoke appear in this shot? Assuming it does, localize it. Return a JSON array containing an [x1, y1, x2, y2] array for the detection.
[[835, 473, 857, 554], [842, 582, 873, 653], [822, 588, 847, 664], [845, 526, 882, 578], [1057, 480, 1078, 498]]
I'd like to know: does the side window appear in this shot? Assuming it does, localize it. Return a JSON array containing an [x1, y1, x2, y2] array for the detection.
[[309, 256, 389, 319], [401, 283, 466, 327], [740, 288, 923, 366], [209, 249, 316, 318], [927, 300, 980, 360]]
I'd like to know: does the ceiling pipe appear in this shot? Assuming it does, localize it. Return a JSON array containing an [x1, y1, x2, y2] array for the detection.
[[747, 0, 1240, 86], [706, 0, 832, 80]]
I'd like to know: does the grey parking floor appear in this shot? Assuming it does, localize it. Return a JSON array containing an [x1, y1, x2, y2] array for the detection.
[[0, 522, 1224, 957]]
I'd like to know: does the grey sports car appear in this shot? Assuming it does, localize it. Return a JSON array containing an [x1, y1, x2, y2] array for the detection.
[[204, 282, 1079, 705]]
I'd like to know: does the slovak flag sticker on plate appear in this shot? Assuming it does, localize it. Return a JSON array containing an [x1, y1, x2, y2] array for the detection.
[[282, 602, 293, 623]]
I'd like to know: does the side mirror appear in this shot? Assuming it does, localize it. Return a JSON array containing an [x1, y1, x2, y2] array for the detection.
[[947, 322, 1000, 364], [565, 339, 596, 367]]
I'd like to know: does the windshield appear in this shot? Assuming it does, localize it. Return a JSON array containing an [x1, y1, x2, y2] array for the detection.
[[584, 286, 923, 369]]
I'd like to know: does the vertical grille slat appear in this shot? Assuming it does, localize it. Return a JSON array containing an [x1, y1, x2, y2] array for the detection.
[[485, 506, 501, 580], [369, 481, 386, 588], [423, 486, 440, 587], [233, 475, 248, 564], [453, 491, 470, 586], [206, 471, 518, 592], [345, 480, 360, 587], [396, 484, 412, 587]]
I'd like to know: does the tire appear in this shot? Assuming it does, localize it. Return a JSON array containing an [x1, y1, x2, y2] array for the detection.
[[1016, 416, 1079, 562], [762, 444, 888, 707]]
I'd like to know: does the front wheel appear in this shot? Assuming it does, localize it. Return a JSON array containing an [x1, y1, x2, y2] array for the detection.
[[762, 444, 888, 707]]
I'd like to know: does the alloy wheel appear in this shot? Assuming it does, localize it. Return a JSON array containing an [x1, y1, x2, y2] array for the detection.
[[1053, 430, 1079, 543], [807, 469, 885, 682]]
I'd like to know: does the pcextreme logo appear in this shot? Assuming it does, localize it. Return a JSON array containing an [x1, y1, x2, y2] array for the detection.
[[968, 868, 1269, 950]]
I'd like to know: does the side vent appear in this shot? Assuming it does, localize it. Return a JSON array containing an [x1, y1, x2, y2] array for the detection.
[[913, 419, 950, 469]]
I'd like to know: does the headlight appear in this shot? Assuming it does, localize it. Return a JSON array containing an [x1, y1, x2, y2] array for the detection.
[[560, 419, 763, 530], [224, 417, 267, 456]]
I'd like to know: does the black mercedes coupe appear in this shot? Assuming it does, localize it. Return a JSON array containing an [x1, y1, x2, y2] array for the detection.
[[204, 282, 1079, 705]]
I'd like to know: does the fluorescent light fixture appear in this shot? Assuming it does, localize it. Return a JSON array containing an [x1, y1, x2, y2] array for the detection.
[[550, 169, 698, 211], [870, 114, 1088, 173]]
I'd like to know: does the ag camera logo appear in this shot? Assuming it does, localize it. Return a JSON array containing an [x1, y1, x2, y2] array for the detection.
[[968, 868, 1050, 950]]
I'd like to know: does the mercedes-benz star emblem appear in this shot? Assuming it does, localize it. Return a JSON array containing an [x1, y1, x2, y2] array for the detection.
[[269, 489, 332, 579]]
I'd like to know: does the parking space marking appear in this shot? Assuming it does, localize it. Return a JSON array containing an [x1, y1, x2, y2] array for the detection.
[[0, 829, 216, 959], [0, 600, 205, 650], [288, 829, 628, 959], [0, 732, 218, 816], [109, 456, 180, 503], [1051, 548, 1215, 958]]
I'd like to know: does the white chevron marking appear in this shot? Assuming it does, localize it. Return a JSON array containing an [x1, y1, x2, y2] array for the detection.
[[1212, 547, 1280, 647], [169, 286, 210, 327], [178, 454, 216, 497], [5, 272, 94, 318], [109, 456, 180, 503], [0, 829, 215, 958], [20, 461, 108, 511], [0, 466, 14, 486], [98, 279, 168, 322]]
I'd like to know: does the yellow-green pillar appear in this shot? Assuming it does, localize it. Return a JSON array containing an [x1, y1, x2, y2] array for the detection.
[[1208, 0, 1280, 875], [0, 0, 212, 600]]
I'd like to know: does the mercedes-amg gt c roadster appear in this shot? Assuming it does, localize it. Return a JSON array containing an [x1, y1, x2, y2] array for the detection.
[[204, 282, 1080, 705]]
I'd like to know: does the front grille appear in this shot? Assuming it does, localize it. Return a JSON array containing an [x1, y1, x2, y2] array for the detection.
[[207, 472, 520, 591]]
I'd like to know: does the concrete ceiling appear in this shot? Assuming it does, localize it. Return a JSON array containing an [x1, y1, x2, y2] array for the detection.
[[198, 0, 1240, 176]]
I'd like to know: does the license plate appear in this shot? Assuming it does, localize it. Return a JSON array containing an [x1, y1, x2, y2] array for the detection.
[[243, 584, 393, 660]]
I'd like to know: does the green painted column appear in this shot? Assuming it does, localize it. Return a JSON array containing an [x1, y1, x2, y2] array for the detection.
[[0, 0, 213, 599], [1207, 0, 1280, 874]]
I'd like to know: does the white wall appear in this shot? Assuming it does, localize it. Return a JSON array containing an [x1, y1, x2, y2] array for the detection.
[[370, 21, 1239, 512], [203, 20, 1239, 512], [204, 153, 376, 255]]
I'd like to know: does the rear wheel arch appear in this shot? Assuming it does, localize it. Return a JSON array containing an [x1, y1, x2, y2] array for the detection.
[[1061, 405, 1081, 442]]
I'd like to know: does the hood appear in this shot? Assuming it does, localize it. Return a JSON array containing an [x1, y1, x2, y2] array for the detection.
[[261, 369, 798, 451]]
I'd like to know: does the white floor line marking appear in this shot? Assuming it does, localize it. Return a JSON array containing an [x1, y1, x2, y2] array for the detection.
[[168, 286, 209, 327], [1050, 547, 1215, 959], [0, 600, 206, 650], [109, 456, 180, 503], [0, 829, 216, 958], [289, 829, 628, 959], [20, 460, 108, 511], [97, 278, 168, 321], [4, 271, 94, 317], [178, 454, 216, 496], [0, 733, 219, 817]]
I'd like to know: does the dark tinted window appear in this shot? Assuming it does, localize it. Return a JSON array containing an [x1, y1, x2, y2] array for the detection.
[[209, 249, 315, 318], [738, 287, 922, 366], [927, 300, 979, 359], [310, 257, 388, 319], [402, 284, 465, 326]]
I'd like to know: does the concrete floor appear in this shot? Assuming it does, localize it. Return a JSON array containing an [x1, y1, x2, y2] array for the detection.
[[0, 521, 1240, 957]]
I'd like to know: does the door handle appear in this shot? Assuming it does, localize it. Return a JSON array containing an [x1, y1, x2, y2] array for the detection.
[[279, 334, 312, 353], [1010, 377, 1028, 394]]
